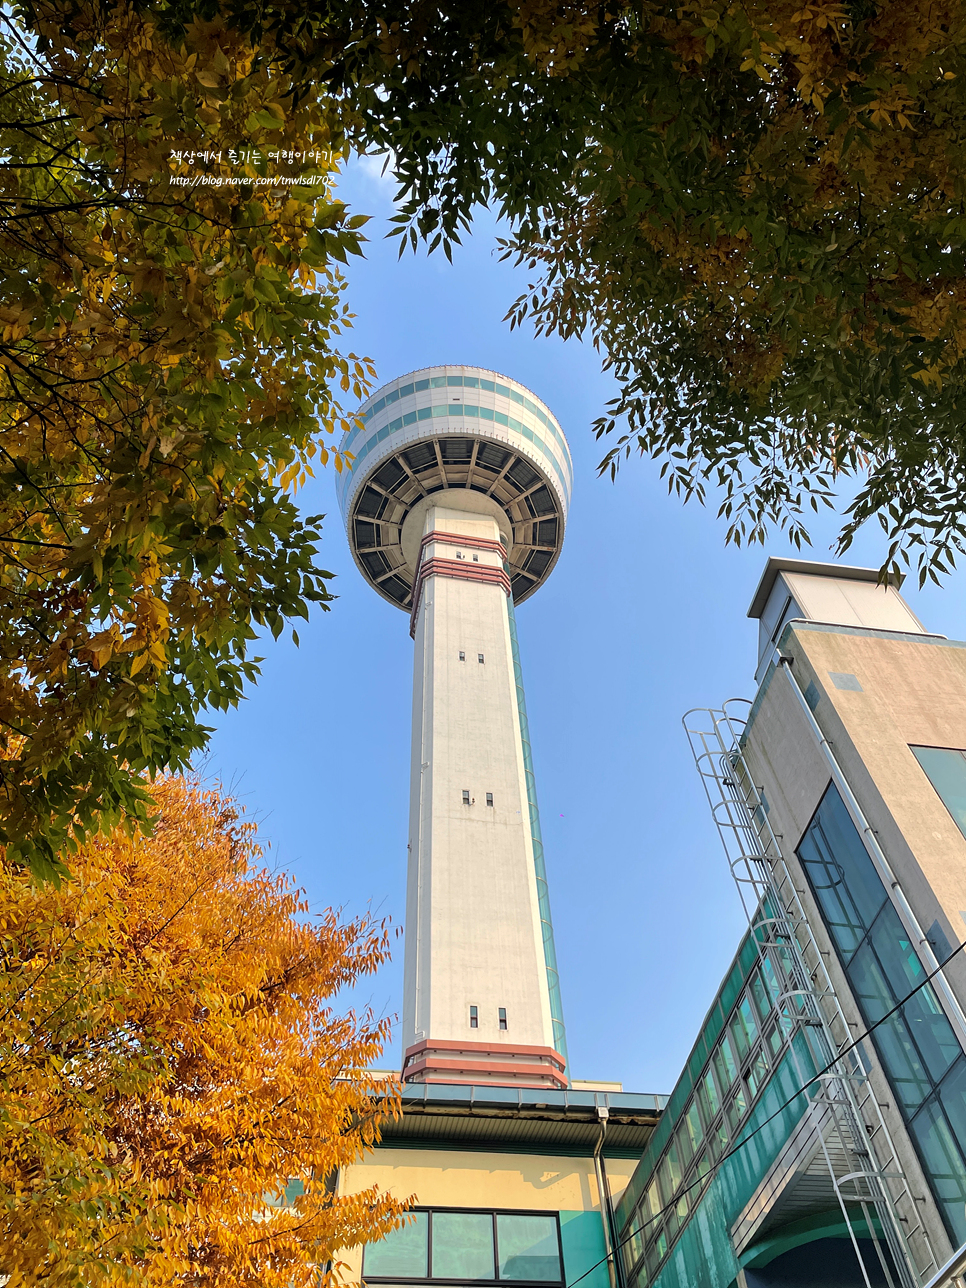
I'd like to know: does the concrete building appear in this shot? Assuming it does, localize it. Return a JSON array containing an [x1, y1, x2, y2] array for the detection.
[[615, 559, 966, 1288], [333, 365, 666, 1288]]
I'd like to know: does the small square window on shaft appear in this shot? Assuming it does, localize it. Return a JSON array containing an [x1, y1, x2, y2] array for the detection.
[[478, 653, 485, 664], [459, 651, 465, 661], [462, 790, 470, 805], [469, 1005, 478, 1029], [498, 1007, 507, 1031], [486, 792, 494, 807], [472, 553, 479, 562]]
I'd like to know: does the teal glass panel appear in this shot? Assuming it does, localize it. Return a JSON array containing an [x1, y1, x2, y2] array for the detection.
[[703, 1068, 720, 1116], [363, 1213, 429, 1278], [666, 1141, 682, 1189], [510, 389, 524, 404], [415, 379, 430, 391], [912, 746, 966, 840], [798, 788, 887, 959], [480, 406, 495, 419], [495, 412, 509, 426], [417, 406, 432, 420], [386, 388, 399, 404], [465, 405, 480, 416], [404, 411, 417, 425], [871, 904, 961, 1081], [746, 1049, 768, 1097], [910, 1097, 966, 1244], [481, 379, 495, 390], [495, 383, 510, 397], [400, 383, 415, 397], [751, 969, 773, 1019], [464, 377, 479, 387], [372, 396, 386, 415], [684, 1100, 703, 1153], [713, 1035, 737, 1090], [447, 375, 463, 386], [738, 996, 758, 1044], [675, 1121, 693, 1164], [496, 1215, 560, 1281], [432, 1213, 494, 1279], [729, 1013, 749, 1061], [431, 376, 446, 387]]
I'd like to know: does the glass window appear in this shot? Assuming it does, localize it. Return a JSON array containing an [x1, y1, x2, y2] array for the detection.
[[798, 787, 887, 959], [470, 1005, 478, 1029], [675, 1120, 693, 1164], [702, 1067, 720, 1117], [730, 1013, 750, 1062], [912, 746, 966, 840], [751, 969, 773, 1020], [746, 1049, 769, 1098], [496, 1215, 560, 1281], [364, 1212, 429, 1278], [799, 783, 966, 1244], [726, 1087, 747, 1132], [910, 1098, 966, 1245], [645, 1178, 661, 1219], [665, 1142, 682, 1191], [433, 1213, 494, 1280], [714, 1034, 738, 1090], [498, 1007, 507, 1030], [684, 1100, 703, 1153]]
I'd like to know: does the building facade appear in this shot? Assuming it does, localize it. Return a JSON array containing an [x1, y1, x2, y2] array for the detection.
[[615, 559, 966, 1288]]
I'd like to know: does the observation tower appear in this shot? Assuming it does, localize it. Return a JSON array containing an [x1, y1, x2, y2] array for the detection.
[[337, 365, 572, 1089]]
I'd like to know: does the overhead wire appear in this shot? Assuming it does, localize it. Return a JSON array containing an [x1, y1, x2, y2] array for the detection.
[[566, 933, 966, 1288]]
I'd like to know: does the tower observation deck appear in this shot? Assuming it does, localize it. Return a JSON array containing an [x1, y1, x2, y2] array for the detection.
[[338, 365, 572, 1089]]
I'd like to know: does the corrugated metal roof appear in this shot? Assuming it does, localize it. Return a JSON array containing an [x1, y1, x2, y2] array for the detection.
[[378, 1083, 664, 1159]]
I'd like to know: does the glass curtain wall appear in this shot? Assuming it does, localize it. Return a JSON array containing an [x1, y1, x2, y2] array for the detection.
[[363, 1209, 563, 1286], [797, 784, 966, 1242]]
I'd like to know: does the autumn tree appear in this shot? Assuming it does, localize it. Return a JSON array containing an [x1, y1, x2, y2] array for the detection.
[[0, 2, 373, 877], [192, 0, 966, 581], [0, 774, 406, 1287]]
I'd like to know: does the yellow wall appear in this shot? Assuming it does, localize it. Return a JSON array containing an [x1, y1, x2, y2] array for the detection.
[[336, 1148, 640, 1279]]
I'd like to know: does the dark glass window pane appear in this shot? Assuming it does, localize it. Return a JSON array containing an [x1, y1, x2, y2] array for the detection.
[[939, 1058, 966, 1165], [910, 1096, 966, 1246], [433, 1213, 494, 1279], [714, 1034, 738, 1090], [496, 1215, 560, 1281], [912, 746, 966, 840], [364, 1212, 429, 1278], [870, 905, 960, 1083], [850, 943, 932, 1110], [797, 787, 886, 958], [703, 1068, 720, 1116], [751, 969, 773, 1019], [685, 1100, 703, 1152]]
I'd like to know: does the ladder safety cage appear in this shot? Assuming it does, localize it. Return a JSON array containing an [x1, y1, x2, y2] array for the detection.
[[684, 700, 939, 1288]]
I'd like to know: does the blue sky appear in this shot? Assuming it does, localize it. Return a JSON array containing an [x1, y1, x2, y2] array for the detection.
[[204, 157, 966, 1095]]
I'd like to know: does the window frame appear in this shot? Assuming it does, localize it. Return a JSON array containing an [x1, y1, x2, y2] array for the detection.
[[362, 1207, 565, 1288]]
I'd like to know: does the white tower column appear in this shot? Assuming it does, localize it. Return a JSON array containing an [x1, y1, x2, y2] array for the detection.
[[337, 365, 573, 1091], [402, 505, 564, 1088]]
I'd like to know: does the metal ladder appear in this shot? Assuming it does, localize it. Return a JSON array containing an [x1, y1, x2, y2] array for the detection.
[[684, 700, 939, 1288]]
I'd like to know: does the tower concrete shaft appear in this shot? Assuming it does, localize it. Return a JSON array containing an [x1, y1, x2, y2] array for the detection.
[[403, 506, 565, 1088], [338, 365, 572, 1090]]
